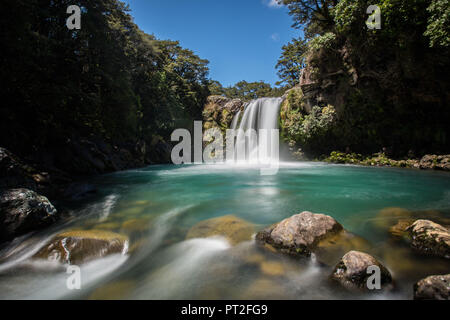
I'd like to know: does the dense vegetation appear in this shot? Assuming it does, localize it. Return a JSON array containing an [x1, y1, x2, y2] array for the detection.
[[278, 0, 450, 158], [0, 0, 448, 172], [208, 80, 287, 101], [0, 0, 210, 166]]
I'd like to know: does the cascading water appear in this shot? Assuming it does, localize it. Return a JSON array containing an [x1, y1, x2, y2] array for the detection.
[[230, 97, 283, 164], [230, 110, 241, 130]]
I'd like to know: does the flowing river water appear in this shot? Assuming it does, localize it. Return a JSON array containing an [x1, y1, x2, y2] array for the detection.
[[0, 162, 449, 299]]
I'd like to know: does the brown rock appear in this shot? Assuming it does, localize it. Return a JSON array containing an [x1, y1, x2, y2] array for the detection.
[[256, 211, 343, 257], [407, 220, 450, 259], [330, 251, 393, 291], [414, 274, 450, 300], [34, 229, 129, 264]]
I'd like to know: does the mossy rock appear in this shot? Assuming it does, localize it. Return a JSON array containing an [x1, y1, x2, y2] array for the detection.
[[240, 277, 288, 299], [388, 219, 415, 239], [259, 261, 286, 277], [89, 280, 135, 300], [315, 231, 372, 266], [186, 215, 255, 245], [113, 206, 145, 218], [407, 220, 450, 259], [377, 243, 450, 280], [373, 207, 413, 230], [374, 207, 448, 234], [34, 229, 129, 265], [95, 222, 122, 231], [121, 217, 153, 234]]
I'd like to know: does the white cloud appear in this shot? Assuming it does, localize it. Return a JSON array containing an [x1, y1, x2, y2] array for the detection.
[[271, 33, 280, 42], [263, 0, 284, 8]]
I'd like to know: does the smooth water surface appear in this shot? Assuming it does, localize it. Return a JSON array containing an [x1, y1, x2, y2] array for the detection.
[[0, 162, 449, 299]]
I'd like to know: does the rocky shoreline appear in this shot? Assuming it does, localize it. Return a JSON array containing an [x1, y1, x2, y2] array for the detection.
[[182, 210, 449, 299], [322, 151, 450, 171]]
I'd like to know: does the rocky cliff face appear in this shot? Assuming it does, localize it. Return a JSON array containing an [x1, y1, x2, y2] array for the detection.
[[202, 95, 244, 135], [295, 36, 450, 158]]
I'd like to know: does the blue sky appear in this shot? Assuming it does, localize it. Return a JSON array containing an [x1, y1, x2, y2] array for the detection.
[[122, 0, 302, 87]]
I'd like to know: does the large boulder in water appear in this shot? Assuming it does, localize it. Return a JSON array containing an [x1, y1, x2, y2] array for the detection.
[[0, 188, 58, 243], [186, 215, 254, 245], [330, 251, 393, 291], [414, 274, 450, 300], [255, 211, 344, 257], [34, 229, 129, 265], [407, 220, 450, 259]]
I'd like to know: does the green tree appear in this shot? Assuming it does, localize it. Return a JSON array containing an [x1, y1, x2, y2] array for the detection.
[[282, 0, 339, 37], [424, 0, 450, 47], [276, 38, 308, 86]]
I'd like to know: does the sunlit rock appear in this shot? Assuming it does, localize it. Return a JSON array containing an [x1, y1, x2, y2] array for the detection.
[[330, 251, 393, 292], [255, 211, 344, 257], [34, 229, 129, 265], [407, 220, 450, 259]]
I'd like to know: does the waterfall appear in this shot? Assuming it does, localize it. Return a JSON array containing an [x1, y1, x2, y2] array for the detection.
[[230, 110, 241, 130], [229, 97, 282, 164]]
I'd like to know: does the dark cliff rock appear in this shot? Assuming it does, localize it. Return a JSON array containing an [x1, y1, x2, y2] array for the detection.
[[0, 188, 59, 243]]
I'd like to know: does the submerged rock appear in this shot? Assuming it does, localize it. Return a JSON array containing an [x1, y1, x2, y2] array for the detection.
[[374, 207, 413, 230], [259, 261, 286, 277], [0, 188, 58, 243], [374, 207, 449, 239], [330, 251, 393, 291], [314, 231, 371, 266], [407, 220, 450, 259], [414, 274, 450, 300], [389, 219, 415, 239], [34, 229, 129, 264], [255, 211, 343, 257], [186, 215, 254, 245], [89, 280, 136, 300]]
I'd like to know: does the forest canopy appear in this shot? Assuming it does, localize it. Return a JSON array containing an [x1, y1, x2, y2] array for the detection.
[[0, 0, 211, 156]]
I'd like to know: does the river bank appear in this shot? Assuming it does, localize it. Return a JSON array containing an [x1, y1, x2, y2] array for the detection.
[[320, 151, 450, 171]]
